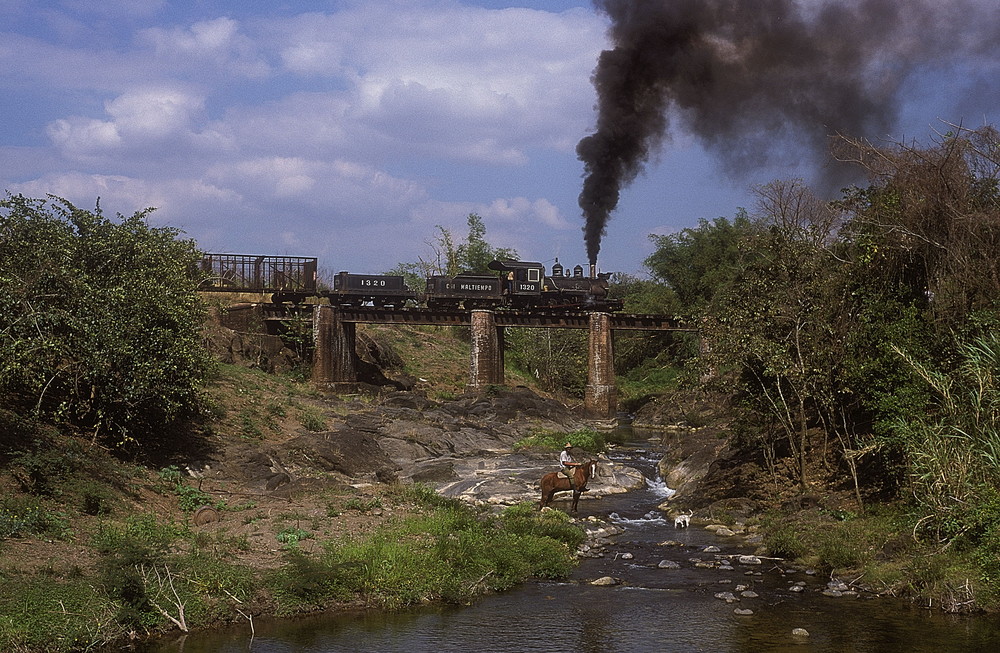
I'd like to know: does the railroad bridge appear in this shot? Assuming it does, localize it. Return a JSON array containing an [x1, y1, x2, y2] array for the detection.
[[311, 305, 694, 419], [199, 253, 695, 419]]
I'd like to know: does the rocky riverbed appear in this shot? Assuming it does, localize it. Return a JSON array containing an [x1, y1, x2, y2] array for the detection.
[[201, 387, 650, 507]]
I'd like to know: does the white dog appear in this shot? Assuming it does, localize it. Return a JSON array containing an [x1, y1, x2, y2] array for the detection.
[[674, 513, 691, 528]]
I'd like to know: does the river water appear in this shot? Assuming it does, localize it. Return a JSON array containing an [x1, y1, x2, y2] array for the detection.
[[142, 438, 1000, 652]]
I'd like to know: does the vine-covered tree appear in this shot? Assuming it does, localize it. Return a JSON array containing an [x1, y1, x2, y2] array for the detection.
[[0, 194, 212, 449]]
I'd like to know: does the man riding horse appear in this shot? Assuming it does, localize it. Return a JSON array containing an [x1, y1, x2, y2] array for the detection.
[[559, 442, 580, 490], [540, 446, 598, 512]]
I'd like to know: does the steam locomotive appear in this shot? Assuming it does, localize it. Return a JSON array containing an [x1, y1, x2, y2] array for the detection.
[[324, 259, 622, 312]]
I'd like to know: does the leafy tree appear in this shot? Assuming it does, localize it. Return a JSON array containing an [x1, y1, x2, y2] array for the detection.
[[700, 182, 852, 491], [456, 214, 514, 274], [608, 273, 689, 377], [644, 211, 755, 313], [0, 194, 212, 448], [832, 124, 1000, 500], [394, 214, 517, 280]]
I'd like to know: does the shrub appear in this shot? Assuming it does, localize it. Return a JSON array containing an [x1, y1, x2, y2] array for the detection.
[[268, 550, 355, 612], [91, 514, 185, 627], [0, 496, 69, 540], [499, 502, 586, 549], [277, 527, 313, 547], [343, 497, 383, 512], [268, 495, 581, 614], [298, 406, 328, 432], [514, 428, 605, 453], [0, 194, 213, 449], [761, 518, 808, 560]]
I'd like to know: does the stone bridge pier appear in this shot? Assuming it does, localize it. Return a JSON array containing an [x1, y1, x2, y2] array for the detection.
[[313, 305, 633, 419], [583, 312, 616, 419], [312, 305, 357, 384], [468, 310, 504, 389], [466, 310, 616, 418]]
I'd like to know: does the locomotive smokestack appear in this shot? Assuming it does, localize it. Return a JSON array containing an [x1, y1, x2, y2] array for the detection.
[[578, 0, 998, 265], [590, 262, 597, 279]]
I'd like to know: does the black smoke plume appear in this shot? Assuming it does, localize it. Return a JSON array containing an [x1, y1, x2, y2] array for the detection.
[[577, 0, 1000, 265]]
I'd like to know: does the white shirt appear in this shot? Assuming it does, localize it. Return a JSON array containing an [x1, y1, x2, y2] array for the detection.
[[559, 449, 573, 465]]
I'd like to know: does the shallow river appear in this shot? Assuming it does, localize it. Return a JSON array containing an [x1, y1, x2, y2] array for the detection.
[[142, 439, 1000, 652]]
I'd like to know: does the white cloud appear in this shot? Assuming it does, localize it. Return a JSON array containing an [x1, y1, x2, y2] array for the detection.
[[46, 118, 122, 157], [44, 86, 233, 161], [482, 196, 569, 229], [7, 172, 238, 220], [205, 156, 429, 218], [268, 4, 605, 160], [105, 87, 205, 139], [137, 17, 271, 78]]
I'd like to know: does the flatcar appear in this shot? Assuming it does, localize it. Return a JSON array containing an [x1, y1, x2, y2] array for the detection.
[[329, 271, 415, 308]]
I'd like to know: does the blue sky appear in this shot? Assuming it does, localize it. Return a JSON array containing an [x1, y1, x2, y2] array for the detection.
[[2, 0, 998, 278]]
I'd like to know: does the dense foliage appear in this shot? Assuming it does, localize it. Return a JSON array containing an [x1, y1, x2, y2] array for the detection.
[[649, 126, 1000, 546], [0, 194, 212, 449]]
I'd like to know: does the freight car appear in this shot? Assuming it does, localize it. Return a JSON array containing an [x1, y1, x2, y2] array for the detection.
[[329, 271, 415, 308]]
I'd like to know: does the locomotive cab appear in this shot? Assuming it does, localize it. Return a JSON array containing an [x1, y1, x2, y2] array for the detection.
[[487, 259, 544, 308]]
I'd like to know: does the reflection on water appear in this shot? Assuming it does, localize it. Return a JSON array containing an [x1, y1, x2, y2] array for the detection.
[[141, 434, 1000, 653]]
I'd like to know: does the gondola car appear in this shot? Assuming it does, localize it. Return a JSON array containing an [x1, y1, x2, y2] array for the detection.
[[330, 271, 415, 307], [423, 273, 503, 309]]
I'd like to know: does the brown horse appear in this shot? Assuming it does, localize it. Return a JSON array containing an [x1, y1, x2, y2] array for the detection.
[[539, 459, 599, 513]]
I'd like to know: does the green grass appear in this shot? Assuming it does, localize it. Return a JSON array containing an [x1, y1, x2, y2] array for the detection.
[[267, 496, 583, 613], [513, 428, 605, 453], [0, 573, 121, 652], [156, 466, 226, 513], [0, 485, 585, 650], [0, 496, 70, 540], [297, 405, 328, 432], [756, 503, 1000, 609]]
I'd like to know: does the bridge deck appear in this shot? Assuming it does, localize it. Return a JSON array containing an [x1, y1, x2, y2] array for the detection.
[[267, 306, 694, 331]]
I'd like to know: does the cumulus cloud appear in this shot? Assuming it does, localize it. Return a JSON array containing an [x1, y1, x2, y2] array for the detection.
[[8, 171, 238, 221], [105, 87, 205, 140], [45, 85, 233, 163], [46, 118, 122, 158], [138, 17, 271, 78], [270, 4, 603, 160], [482, 197, 569, 229], [204, 156, 429, 219]]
